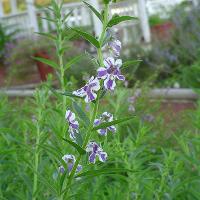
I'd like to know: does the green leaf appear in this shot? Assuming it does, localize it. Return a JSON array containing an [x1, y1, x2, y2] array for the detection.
[[40, 17, 57, 23], [61, 91, 83, 99], [62, 138, 86, 155], [103, 0, 111, 4], [33, 57, 58, 69], [83, 1, 103, 22], [35, 32, 56, 40], [121, 60, 142, 70], [71, 28, 100, 48], [65, 54, 84, 70], [107, 15, 137, 27], [92, 116, 135, 131], [75, 168, 133, 178], [72, 101, 90, 126], [63, 10, 73, 22]]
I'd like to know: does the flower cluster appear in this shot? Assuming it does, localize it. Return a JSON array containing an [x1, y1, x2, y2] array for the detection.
[[73, 40, 124, 103], [59, 37, 124, 174]]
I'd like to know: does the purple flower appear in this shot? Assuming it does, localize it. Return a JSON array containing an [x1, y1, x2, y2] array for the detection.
[[73, 76, 100, 103], [94, 112, 116, 136], [97, 57, 125, 91], [59, 154, 82, 174], [86, 142, 107, 164], [65, 110, 79, 141], [108, 39, 121, 57]]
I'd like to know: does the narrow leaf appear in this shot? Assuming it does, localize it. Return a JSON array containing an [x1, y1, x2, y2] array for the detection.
[[35, 32, 56, 40], [65, 54, 84, 70], [72, 101, 90, 126], [121, 60, 142, 70], [63, 10, 73, 22], [75, 168, 133, 178], [92, 116, 135, 131], [40, 17, 57, 23], [83, 1, 103, 22], [71, 28, 100, 48], [33, 57, 58, 69], [62, 138, 86, 155], [107, 16, 137, 27], [61, 91, 83, 99]]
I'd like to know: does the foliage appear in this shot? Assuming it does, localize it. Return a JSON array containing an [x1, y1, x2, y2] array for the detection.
[[1, 85, 200, 199], [125, 4, 200, 88]]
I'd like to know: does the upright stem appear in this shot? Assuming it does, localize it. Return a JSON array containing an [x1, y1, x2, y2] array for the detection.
[[57, 19, 66, 112], [62, 3, 110, 198], [33, 110, 41, 200]]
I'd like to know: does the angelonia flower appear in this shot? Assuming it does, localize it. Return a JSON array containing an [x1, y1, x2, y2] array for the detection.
[[73, 76, 100, 103], [94, 112, 116, 136], [65, 110, 79, 141], [86, 141, 107, 164], [108, 39, 121, 57], [97, 57, 125, 90], [59, 154, 82, 174]]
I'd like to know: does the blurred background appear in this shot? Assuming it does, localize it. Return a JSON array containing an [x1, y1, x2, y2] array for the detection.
[[0, 0, 199, 89]]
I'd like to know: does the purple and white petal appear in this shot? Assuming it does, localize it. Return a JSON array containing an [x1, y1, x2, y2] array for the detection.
[[108, 125, 116, 133], [89, 152, 96, 164], [68, 163, 74, 173], [104, 57, 115, 69], [65, 110, 79, 129], [98, 151, 107, 162], [72, 87, 86, 97], [94, 119, 101, 126], [59, 166, 65, 174], [69, 126, 78, 141], [98, 128, 107, 136], [116, 74, 125, 81], [85, 90, 97, 103], [76, 164, 82, 173], [97, 67, 107, 79], [89, 77, 100, 91], [104, 76, 116, 91]]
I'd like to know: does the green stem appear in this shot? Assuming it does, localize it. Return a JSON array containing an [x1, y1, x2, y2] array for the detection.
[[62, 3, 109, 198], [33, 111, 41, 200], [57, 20, 66, 112]]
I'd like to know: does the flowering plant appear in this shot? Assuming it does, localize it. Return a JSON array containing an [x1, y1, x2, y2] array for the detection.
[[34, 0, 137, 198]]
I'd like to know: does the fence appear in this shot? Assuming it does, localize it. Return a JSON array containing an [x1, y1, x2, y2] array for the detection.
[[0, 0, 196, 43]]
